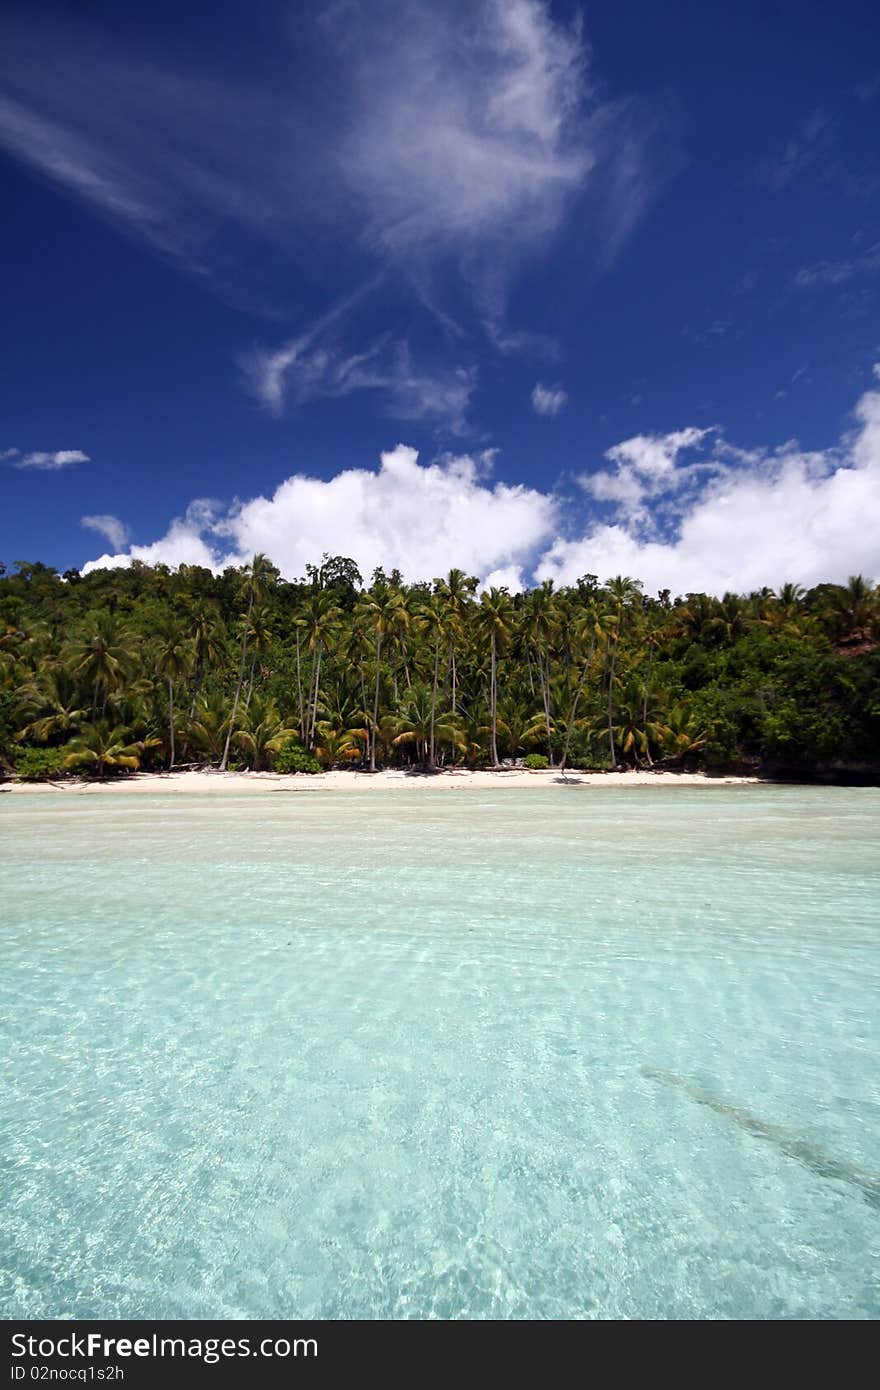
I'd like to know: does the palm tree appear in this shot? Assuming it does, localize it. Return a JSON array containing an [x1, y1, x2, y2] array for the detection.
[[393, 686, 464, 766], [296, 590, 342, 750], [494, 688, 545, 760], [314, 722, 365, 768], [15, 670, 87, 744], [63, 618, 129, 718], [417, 594, 448, 768], [356, 584, 409, 770], [603, 576, 642, 767], [232, 695, 297, 771], [63, 723, 150, 778], [825, 574, 876, 639], [187, 692, 231, 765], [661, 705, 707, 763], [558, 599, 610, 772], [523, 580, 559, 763], [187, 605, 223, 716], [242, 603, 275, 709], [597, 678, 671, 767], [435, 568, 477, 714], [220, 554, 275, 771], [153, 622, 192, 770], [478, 587, 514, 766]]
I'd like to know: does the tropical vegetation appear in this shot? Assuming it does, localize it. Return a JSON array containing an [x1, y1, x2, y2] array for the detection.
[[1, 557, 877, 780]]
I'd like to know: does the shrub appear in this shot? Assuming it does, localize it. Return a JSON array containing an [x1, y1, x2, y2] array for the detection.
[[273, 742, 323, 775], [13, 746, 69, 781], [523, 753, 549, 770]]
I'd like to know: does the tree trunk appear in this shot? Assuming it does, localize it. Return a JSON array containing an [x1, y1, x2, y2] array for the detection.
[[370, 633, 382, 771], [490, 632, 500, 767], [559, 639, 595, 772], [245, 655, 256, 710], [309, 644, 322, 748], [429, 634, 439, 769], [295, 629, 305, 743], [642, 642, 655, 767], [543, 644, 554, 766], [607, 630, 619, 768], [167, 676, 175, 771], [220, 590, 253, 771]]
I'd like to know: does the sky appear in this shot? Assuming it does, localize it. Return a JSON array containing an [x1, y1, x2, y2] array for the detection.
[[1, 0, 879, 596]]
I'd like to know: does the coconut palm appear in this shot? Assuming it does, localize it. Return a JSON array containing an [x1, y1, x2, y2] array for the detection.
[[186, 692, 231, 764], [232, 695, 297, 771], [15, 671, 87, 744], [356, 584, 409, 770], [314, 722, 365, 768], [523, 580, 559, 763], [63, 618, 130, 718], [63, 723, 150, 778], [220, 554, 276, 771], [478, 587, 514, 766], [494, 689, 545, 760], [153, 622, 192, 770], [434, 568, 477, 714], [603, 576, 643, 767], [296, 590, 343, 751]]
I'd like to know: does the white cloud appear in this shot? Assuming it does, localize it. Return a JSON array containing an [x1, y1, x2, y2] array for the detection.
[[82, 447, 558, 583], [531, 383, 568, 416], [81, 514, 130, 551], [482, 565, 526, 593], [244, 324, 477, 430], [603, 426, 710, 477], [83, 371, 880, 595], [82, 501, 219, 576], [338, 0, 591, 263], [540, 372, 880, 593], [14, 449, 89, 471], [0, 4, 669, 348], [579, 426, 712, 529], [794, 240, 880, 288], [0, 447, 20, 461]]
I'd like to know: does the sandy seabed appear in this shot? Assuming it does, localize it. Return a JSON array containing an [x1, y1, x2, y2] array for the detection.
[[3, 767, 760, 795]]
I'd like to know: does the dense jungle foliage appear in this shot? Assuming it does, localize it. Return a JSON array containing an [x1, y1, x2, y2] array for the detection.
[[1, 556, 878, 780]]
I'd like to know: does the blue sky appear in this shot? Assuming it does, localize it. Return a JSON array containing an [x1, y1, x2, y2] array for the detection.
[[1, 0, 879, 594]]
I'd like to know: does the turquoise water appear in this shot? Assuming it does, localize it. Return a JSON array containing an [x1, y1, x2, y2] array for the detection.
[[1, 786, 878, 1320]]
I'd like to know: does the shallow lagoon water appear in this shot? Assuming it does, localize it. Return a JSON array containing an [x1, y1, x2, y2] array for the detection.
[[1, 785, 878, 1319]]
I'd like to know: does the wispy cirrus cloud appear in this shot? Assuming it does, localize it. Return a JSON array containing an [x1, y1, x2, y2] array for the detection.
[[758, 109, 834, 191], [244, 334, 478, 431], [81, 514, 130, 550], [531, 383, 568, 417], [7, 448, 89, 471], [794, 239, 880, 288], [0, 2, 675, 424]]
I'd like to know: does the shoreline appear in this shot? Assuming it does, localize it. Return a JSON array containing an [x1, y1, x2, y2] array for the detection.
[[1, 767, 762, 795]]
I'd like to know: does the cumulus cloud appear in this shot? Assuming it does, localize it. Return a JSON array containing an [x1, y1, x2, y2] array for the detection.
[[83, 371, 880, 594], [13, 449, 89, 471], [531, 383, 568, 416], [579, 426, 712, 529], [82, 501, 220, 576], [82, 447, 558, 583], [540, 373, 880, 594], [81, 514, 130, 551]]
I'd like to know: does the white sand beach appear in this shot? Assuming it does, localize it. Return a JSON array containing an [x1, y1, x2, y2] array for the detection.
[[2, 767, 760, 794]]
